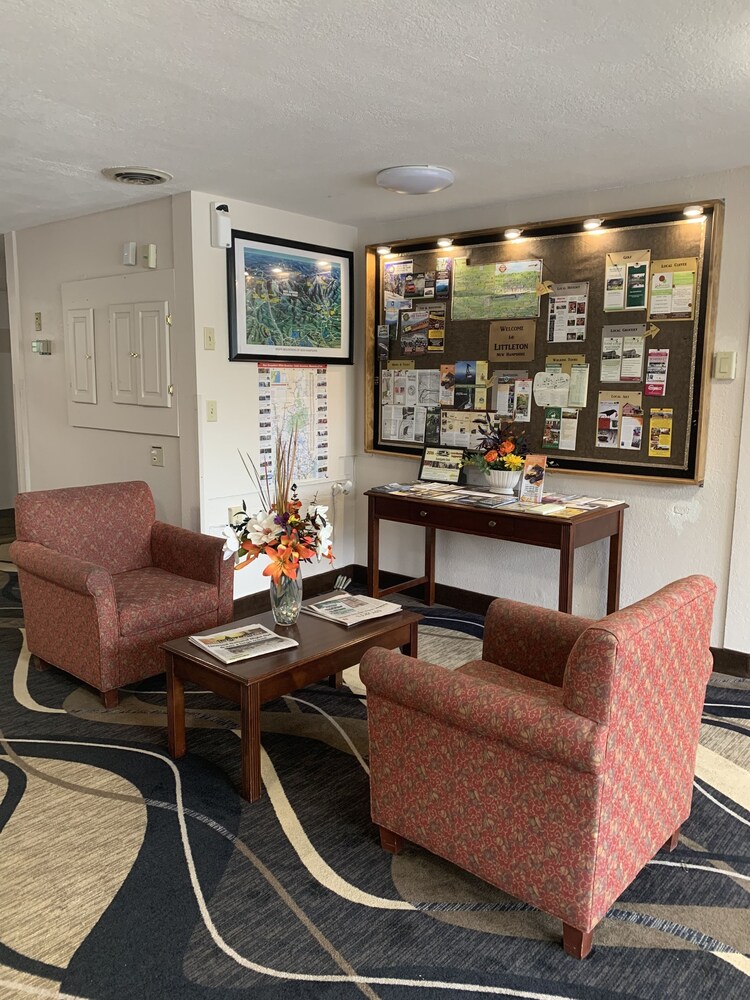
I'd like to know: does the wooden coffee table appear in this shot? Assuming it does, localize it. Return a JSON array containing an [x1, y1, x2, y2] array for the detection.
[[162, 594, 421, 802]]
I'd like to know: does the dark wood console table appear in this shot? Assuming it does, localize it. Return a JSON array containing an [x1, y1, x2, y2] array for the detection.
[[366, 489, 627, 615]]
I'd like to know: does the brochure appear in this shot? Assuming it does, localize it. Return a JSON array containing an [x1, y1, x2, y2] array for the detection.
[[301, 594, 401, 628], [519, 454, 547, 503], [189, 624, 298, 664]]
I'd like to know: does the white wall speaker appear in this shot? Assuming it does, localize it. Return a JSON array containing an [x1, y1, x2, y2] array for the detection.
[[210, 202, 232, 249]]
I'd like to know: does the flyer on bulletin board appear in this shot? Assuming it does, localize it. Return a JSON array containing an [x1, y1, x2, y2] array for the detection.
[[604, 251, 651, 311], [649, 258, 697, 320]]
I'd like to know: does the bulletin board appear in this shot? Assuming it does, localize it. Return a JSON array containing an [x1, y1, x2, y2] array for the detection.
[[364, 201, 723, 484]]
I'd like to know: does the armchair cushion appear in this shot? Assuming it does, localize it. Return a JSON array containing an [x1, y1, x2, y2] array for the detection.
[[457, 659, 565, 701], [112, 567, 220, 636]]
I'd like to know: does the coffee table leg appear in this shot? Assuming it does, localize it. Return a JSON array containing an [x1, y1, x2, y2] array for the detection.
[[240, 684, 262, 802], [401, 620, 419, 658], [328, 672, 343, 688], [167, 654, 186, 759]]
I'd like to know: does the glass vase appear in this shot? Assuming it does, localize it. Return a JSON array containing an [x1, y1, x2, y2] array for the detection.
[[270, 572, 303, 626]]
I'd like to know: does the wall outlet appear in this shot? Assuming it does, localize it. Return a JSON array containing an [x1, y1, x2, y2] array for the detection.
[[203, 326, 216, 350], [34, 312, 42, 331], [228, 505, 243, 522], [206, 400, 218, 422], [150, 445, 164, 467]]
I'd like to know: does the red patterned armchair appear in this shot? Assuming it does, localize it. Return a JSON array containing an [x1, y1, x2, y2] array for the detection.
[[10, 481, 234, 708], [360, 575, 716, 959]]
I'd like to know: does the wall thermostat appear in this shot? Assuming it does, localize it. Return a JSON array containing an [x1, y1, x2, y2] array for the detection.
[[210, 202, 232, 249]]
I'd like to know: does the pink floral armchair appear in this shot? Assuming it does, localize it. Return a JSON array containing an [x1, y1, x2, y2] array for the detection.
[[10, 481, 234, 708], [360, 575, 716, 959]]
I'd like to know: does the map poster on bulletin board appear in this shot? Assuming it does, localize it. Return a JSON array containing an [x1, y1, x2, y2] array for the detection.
[[452, 258, 542, 321]]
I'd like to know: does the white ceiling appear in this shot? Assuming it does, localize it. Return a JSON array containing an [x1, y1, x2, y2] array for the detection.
[[2, 0, 750, 233]]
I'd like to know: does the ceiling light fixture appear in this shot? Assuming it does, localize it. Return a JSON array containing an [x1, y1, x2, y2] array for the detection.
[[376, 245, 391, 255], [504, 227, 523, 240], [583, 217, 604, 231], [101, 166, 173, 186], [683, 204, 704, 218], [437, 237, 453, 248], [376, 165, 455, 195]]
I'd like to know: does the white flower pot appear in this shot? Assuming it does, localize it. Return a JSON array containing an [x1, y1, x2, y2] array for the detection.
[[485, 469, 521, 495]]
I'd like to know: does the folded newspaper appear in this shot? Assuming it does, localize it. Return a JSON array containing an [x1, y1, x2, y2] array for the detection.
[[301, 594, 401, 628], [189, 623, 298, 664]]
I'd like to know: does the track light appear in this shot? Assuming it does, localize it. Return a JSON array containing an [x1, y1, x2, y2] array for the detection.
[[376, 246, 391, 255], [437, 237, 453, 248], [683, 205, 703, 218], [504, 228, 523, 240], [583, 218, 604, 231]]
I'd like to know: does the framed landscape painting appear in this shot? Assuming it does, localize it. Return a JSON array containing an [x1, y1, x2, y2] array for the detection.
[[227, 230, 354, 363]]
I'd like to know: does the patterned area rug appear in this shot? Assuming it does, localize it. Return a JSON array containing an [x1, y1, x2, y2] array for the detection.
[[0, 606, 748, 1000]]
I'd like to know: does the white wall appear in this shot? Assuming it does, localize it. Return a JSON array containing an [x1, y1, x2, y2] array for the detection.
[[355, 168, 750, 647], [186, 192, 358, 599], [0, 245, 18, 508], [8, 198, 184, 521]]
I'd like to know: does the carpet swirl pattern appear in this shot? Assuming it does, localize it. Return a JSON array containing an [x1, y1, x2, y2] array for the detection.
[[0, 588, 748, 999]]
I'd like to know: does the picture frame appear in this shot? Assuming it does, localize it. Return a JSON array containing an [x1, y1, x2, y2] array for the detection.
[[418, 446, 466, 485], [227, 230, 354, 364]]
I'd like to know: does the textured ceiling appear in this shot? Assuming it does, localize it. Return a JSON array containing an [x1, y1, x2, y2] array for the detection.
[[2, 0, 750, 233]]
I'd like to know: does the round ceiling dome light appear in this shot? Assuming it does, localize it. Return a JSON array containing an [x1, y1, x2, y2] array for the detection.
[[376, 165, 455, 195], [101, 166, 174, 186]]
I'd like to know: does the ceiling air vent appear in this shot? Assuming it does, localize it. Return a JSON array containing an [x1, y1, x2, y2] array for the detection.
[[101, 166, 173, 186]]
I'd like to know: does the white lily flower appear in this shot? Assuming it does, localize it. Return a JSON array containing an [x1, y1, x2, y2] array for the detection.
[[314, 521, 334, 559], [221, 526, 241, 560], [248, 511, 279, 547], [307, 502, 328, 522]]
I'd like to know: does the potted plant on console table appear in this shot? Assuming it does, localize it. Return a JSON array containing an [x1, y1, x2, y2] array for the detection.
[[471, 417, 528, 495]]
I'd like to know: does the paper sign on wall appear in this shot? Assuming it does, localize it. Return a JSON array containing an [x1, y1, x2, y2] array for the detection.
[[648, 408, 673, 457], [547, 281, 589, 342], [533, 370, 570, 407], [649, 258, 697, 320], [604, 250, 651, 311], [645, 348, 669, 396], [488, 320, 536, 362]]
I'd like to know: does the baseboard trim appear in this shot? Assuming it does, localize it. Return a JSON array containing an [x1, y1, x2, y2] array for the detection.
[[709, 646, 750, 678], [233, 564, 357, 619]]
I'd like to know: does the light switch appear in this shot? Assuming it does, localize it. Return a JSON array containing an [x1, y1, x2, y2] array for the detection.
[[203, 326, 216, 350], [206, 400, 218, 422], [713, 351, 737, 380], [34, 312, 42, 331]]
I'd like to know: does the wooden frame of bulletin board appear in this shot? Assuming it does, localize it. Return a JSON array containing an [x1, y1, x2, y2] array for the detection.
[[365, 201, 723, 484]]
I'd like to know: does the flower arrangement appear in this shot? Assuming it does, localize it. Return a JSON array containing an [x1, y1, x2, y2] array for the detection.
[[471, 416, 528, 472], [222, 430, 334, 584]]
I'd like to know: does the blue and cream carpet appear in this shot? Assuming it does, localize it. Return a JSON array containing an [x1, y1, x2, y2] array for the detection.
[[0, 579, 748, 999]]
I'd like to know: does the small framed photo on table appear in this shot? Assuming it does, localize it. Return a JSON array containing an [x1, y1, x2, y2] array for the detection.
[[418, 446, 466, 485]]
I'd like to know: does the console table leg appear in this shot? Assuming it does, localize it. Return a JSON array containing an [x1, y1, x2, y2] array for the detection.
[[424, 526, 436, 606], [240, 685, 262, 802], [607, 509, 624, 614], [559, 527, 574, 614], [368, 498, 380, 598]]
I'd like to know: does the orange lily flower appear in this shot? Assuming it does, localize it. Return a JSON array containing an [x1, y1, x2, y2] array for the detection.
[[280, 533, 316, 561], [262, 546, 299, 584]]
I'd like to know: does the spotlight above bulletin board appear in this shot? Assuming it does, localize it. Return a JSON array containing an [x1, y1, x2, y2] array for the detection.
[[364, 201, 723, 484]]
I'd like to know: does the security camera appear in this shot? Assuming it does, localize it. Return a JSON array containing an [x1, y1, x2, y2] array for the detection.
[[210, 201, 232, 249]]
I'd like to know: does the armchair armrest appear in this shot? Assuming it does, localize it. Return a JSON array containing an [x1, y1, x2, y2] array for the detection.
[[10, 540, 114, 599], [483, 599, 593, 687], [151, 521, 225, 585], [361, 648, 607, 774], [150, 522, 234, 622]]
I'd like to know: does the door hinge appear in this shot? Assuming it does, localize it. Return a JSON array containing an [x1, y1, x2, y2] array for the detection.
[[168, 383, 174, 395], [166, 314, 173, 326]]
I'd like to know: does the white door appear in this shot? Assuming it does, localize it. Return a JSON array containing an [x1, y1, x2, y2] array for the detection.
[[135, 301, 171, 407], [109, 304, 138, 404], [65, 308, 96, 403]]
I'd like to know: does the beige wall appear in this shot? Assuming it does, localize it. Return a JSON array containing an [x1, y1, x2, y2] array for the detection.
[[186, 192, 358, 599], [355, 168, 750, 648], [7, 198, 184, 521]]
